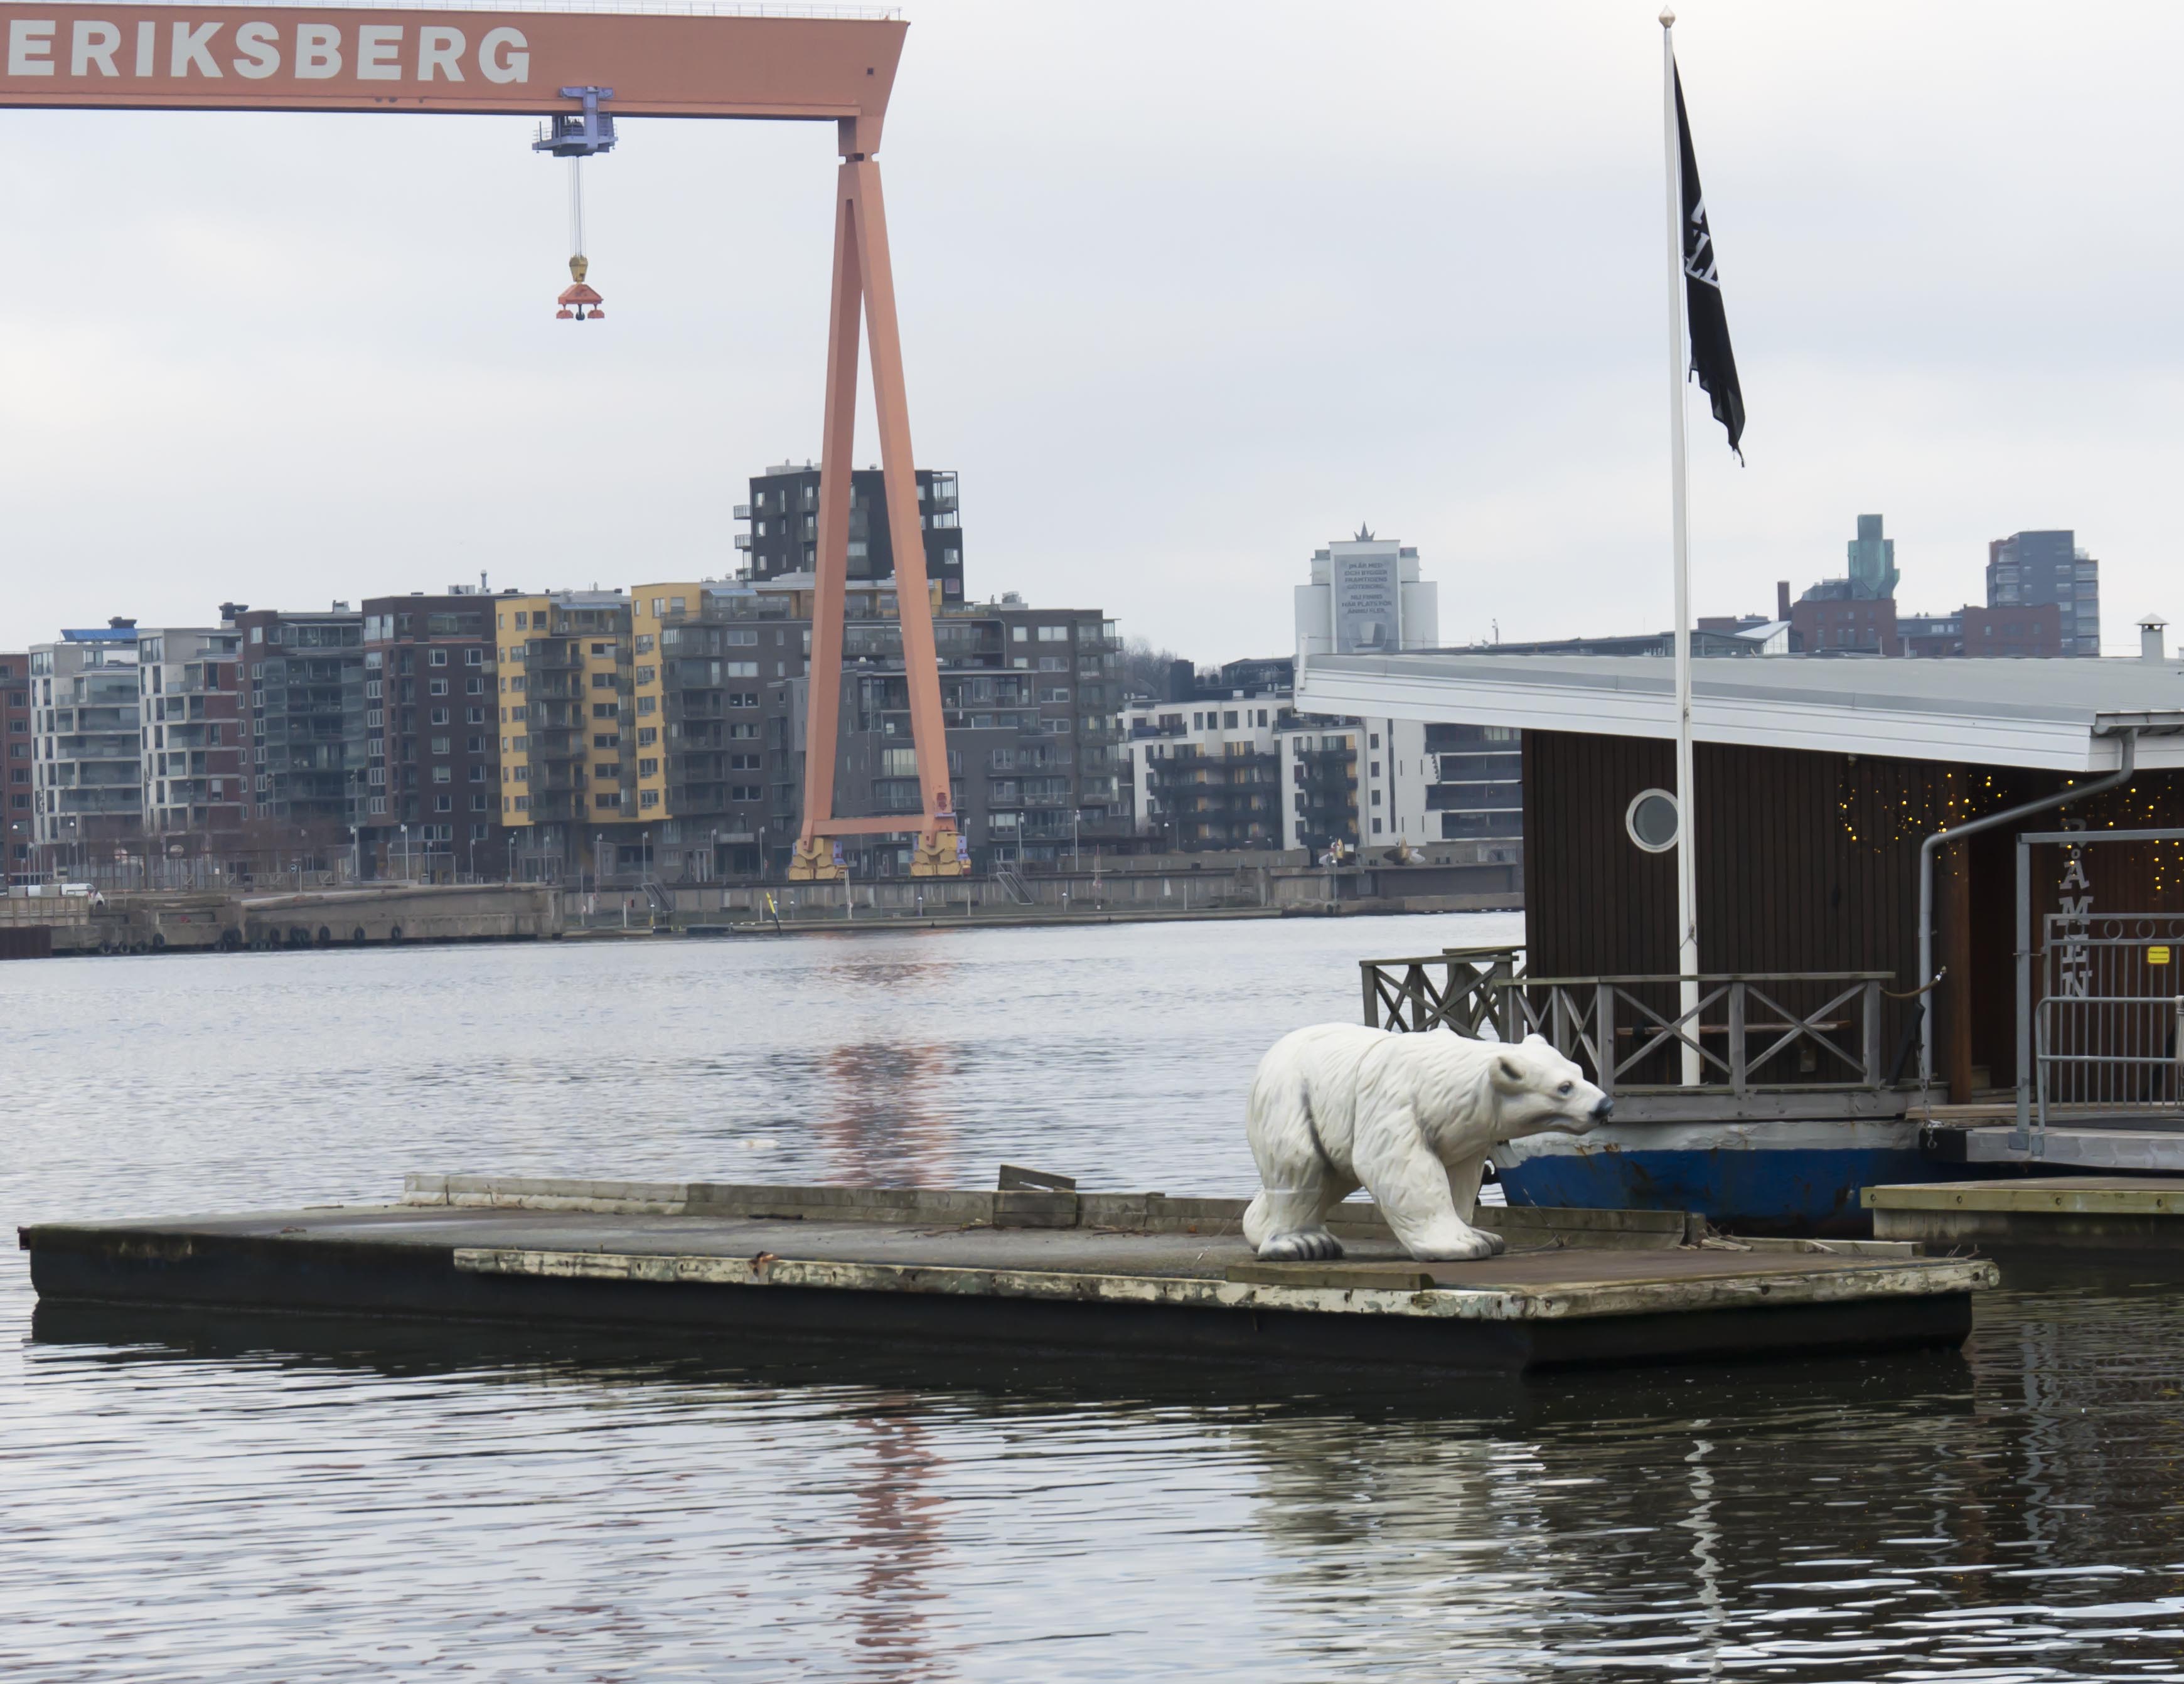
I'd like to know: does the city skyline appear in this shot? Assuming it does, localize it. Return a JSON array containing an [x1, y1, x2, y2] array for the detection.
[[4, 1, 2181, 658]]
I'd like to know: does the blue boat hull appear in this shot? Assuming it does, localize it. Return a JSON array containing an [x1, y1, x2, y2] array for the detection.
[[1492, 1123, 1993, 1236]]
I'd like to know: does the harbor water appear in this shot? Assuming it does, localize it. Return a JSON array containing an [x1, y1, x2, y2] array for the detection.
[[5, 913, 2182, 1681]]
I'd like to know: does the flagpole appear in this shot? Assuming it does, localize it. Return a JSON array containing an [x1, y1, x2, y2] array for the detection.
[[1662, 8, 1700, 1084]]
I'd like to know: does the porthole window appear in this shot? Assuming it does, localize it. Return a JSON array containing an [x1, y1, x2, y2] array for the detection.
[[1625, 787, 1680, 853]]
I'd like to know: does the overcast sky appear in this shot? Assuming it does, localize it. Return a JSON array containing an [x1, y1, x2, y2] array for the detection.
[[4, 0, 2180, 661]]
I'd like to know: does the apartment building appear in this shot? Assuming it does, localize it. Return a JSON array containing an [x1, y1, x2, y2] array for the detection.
[[736, 463, 966, 602], [613, 576, 1121, 879], [233, 604, 368, 835], [2, 653, 30, 881], [1125, 661, 1519, 856], [28, 621, 142, 870], [1989, 530, 2100, 656], [361, 590, 503, 880], [496, 589, 635, 880], [135, 625, 249, 850]]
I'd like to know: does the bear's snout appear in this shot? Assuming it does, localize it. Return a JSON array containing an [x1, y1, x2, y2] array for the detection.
[[1591, 1095, 1614, 1122]]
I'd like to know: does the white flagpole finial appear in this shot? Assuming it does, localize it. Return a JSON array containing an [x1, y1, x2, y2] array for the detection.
[[1660, 8, 1675, 25]]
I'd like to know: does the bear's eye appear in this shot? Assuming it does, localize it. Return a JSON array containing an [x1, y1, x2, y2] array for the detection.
[[1557, 1081, 1573, 1095]]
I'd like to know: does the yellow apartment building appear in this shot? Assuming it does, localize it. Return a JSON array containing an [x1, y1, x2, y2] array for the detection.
[[495, 589, 636, 881]]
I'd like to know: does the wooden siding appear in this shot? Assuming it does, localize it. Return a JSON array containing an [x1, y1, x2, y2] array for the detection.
[[1521, 730, 2184, 1090]]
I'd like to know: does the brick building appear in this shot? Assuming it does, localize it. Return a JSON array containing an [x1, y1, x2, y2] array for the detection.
[[360, 590, 503, 880]]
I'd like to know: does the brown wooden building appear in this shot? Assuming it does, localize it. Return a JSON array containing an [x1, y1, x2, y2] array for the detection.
[[1304, 648, 2184, 1102]]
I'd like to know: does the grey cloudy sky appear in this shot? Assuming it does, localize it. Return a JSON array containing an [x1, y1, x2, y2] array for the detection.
[[3, 0, 2179, 661]]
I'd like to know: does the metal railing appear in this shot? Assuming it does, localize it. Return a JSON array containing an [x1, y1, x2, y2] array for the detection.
[[2030, 914, 2184, 1143], [1359, 948, 1893, 1095]]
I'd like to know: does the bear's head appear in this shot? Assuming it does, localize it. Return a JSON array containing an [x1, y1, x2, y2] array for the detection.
[[1490, 1034, 1612, 1134]]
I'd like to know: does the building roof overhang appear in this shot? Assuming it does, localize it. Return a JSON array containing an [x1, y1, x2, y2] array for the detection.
[[1297, 652, 2184, 774]]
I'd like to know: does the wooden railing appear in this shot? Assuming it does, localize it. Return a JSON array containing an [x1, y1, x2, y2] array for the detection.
[[1360, 949, 1895, 1095], [1360, 946, 1519, 1036]]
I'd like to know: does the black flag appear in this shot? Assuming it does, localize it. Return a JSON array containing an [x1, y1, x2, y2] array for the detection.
[[1674, 64, 1745, 461]]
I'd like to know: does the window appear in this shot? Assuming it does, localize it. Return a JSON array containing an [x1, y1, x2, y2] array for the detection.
[[725, 661, 758, 678], [515, 611, 528, 629], [634, 634, 655, 655], [634, 666, 656, 685], [431, 708, 450, 726], [471, 794, 488, 812], [465, 647, 483, 666], [1369, 733, 1380, 749], [592, 733, 620, 750], [467, 676, 484, 695], [435, 794, 452, 813], [468, 707, 486, 725], [592, 703, 616, 719], [429, 678, 448, 696], [432, 766, 452, 784], [1040, 687, 1071, 704], [594, 791, 621, 809], [1037, 626, 1069, 642], [430, 648, 448, 666], [1223, 711, 1238, 728], [729, 753, 763, 771], [639, 789, 660, 809], [1369, 761, 1380, 777], [730, 785, 763, 801], [1011, 626, 1027, 642], [636, 696, 656, 715], [431, 736, 452, 754], [591, 673, 615, 689], [638, 758, 660, 777]]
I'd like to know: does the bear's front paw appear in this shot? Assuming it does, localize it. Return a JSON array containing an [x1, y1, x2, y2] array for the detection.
[[1257, 1229, 1345, 1262], [1410, 1227, 1504, 1262]]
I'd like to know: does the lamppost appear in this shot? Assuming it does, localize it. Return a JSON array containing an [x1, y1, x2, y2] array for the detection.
[[506, 833, 518, 883], [400, 821, 410, 881], [468, 833, 478, 882]]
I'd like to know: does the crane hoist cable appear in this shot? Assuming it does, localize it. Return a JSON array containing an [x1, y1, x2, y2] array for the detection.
[[534, 85, 616, 322]]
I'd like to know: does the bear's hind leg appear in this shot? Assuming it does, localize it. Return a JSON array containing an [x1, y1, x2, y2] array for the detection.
[[1246, 1179, 1353, 1261]]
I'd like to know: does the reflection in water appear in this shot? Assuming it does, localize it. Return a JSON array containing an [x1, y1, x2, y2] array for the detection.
[[818, 1042, 961, 1189], [6, 919, 2184, 1680]]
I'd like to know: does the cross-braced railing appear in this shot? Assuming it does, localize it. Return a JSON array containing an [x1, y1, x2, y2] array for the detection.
[[1356, 952, 1893, 1095], [1359, 947, 1520, 1036], [1496, 974, 1889, 1095]]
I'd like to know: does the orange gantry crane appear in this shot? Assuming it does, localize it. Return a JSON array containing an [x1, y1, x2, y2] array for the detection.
[[0, 2, 961, 881]]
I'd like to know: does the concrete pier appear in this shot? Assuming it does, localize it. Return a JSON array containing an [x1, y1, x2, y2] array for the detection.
[[20, 1176, 1995, 1374], [1867, 1177, 2184, 1250]]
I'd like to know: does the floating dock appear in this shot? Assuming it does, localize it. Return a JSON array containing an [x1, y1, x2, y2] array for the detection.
[[1867, 1176, 2184, 1250], [19, 1176, 1997, 1374]]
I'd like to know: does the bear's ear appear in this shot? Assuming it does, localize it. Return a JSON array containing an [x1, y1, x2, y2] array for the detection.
[[1496, 1054, 1524, 1087], [1522, 1032, 1548, 1049]]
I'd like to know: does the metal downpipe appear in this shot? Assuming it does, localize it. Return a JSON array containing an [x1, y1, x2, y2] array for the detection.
[[1917, 727, 2138, 1088]]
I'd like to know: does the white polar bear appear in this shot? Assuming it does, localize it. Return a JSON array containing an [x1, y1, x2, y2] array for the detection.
[[1241, 1024, 1612, 1263]]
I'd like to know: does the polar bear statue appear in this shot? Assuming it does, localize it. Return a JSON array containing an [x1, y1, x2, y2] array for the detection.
[[1241, 1024, 1612, 1263]]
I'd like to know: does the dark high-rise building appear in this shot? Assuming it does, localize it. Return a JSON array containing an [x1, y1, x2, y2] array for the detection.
[[360, 590, 503, 880], [1, 652, 31, 881], [1988, 530, 2099, 657], [736, 462, 965, 602], [233, 604, 367, 838]]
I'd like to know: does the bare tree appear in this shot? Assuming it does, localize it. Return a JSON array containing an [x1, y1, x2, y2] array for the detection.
[[1117, 635, 1188, 701]]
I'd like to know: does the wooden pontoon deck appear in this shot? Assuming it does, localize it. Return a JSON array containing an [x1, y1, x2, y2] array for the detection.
[[18, 1176, 1997, 1375]]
